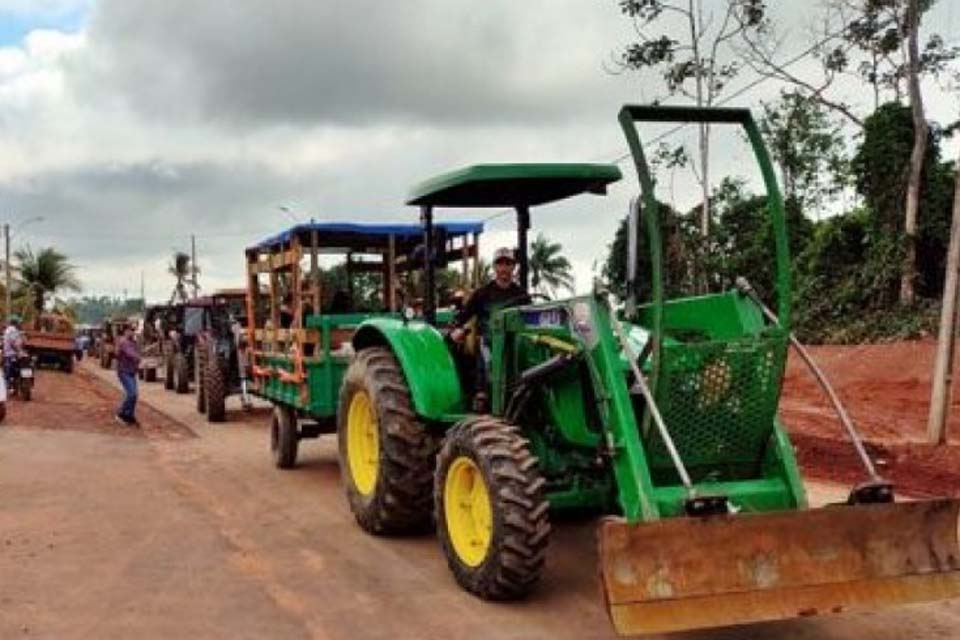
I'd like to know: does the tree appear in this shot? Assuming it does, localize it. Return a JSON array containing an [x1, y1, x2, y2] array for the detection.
[[901, 0, 928, 304], [168, 251, 194, 303], [759, 90, 849, 214], [927, 150, 960, 445], [740, 0, 957, 304], [617, 0, 767, 235], [14, 246, 81, 323], [529, 234, 574, 296]]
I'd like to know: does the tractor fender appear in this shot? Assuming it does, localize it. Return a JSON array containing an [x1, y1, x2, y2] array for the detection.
[[352, 318, 464, 420]]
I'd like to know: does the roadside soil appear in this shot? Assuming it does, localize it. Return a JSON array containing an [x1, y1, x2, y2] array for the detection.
[[781, 340, 960, 497]]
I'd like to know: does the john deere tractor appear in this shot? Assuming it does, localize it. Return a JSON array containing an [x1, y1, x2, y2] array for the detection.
[[337, 105, 960, 635]]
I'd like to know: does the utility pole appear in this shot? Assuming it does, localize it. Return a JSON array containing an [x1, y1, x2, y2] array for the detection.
[[190, 234, 199, 298], [3, 223, 9, 320], [927, 152, 960, 445]]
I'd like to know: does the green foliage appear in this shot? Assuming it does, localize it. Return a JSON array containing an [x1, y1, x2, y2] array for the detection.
[[69, 296, 145, 325], [849, 101, 953, 300], [529, 233, 574, 296], [759, 90, 849, 210]]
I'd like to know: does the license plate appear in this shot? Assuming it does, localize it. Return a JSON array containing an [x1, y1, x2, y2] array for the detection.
[[20, 368, 33, 378]]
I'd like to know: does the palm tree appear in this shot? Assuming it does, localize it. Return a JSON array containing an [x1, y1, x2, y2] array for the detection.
[[14, 246, 81, 323], [529, 233, 574, 296], [168, 251, 194, 303]]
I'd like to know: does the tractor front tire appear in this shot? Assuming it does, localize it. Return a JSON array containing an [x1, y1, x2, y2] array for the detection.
[[337, 347, 437, 535], [174, 353, 189, 394], [164, 353, 175, 390], [435, 415, 550, 600], [270, 404, 298, 469], [206, 355, 228, 423]]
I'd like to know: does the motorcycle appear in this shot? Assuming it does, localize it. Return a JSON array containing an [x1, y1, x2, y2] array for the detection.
[[7, 353, 35, 402]]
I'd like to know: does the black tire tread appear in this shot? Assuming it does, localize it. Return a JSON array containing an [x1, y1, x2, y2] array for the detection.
[[195, 349, 207, 413], [206, 352, 228, 423], [435, 415, 550, 600], [271, 404, 298, 468], [337, 347, 437, 535], [174, 352, 189, 394]]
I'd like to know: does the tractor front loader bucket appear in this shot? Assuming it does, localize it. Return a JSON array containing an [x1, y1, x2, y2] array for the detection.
[[599, 499, 960, 636]]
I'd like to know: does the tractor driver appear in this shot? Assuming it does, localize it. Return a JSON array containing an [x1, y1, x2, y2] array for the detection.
[[450, 247, 530, 411]]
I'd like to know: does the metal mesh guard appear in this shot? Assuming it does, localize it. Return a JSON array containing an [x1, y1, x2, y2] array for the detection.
[[645, 332, 788, 476]]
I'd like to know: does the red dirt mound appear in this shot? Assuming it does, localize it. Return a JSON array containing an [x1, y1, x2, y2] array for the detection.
[[781, 340, 960, 496]]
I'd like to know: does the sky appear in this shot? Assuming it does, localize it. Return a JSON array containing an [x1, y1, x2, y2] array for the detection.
[[0, 0, 958, 304]]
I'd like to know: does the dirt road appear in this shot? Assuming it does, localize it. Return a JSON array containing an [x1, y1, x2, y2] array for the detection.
[[1, 362, 958, 639]]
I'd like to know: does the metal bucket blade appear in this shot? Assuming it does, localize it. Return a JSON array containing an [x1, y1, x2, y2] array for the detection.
[[598, 499, 960, 636]]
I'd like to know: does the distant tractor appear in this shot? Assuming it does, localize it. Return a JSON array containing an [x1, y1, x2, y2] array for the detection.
[[23, 313, 76, 373], [160, 299, 208, 394], [137, 305, 170, 382], [246, 222, 482, 467], [329, 106, 960, 636], [194, 288, 252, 422]]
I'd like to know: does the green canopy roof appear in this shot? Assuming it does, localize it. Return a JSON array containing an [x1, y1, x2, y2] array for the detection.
[[406, 163, 622, 208]]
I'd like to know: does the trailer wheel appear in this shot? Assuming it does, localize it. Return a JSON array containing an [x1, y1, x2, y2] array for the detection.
[[435, 415, 550, 600], [174, 353, 189, 394], [337, 347, 438, 535], [164, 352, 175, 390], [270, 404, 298, 469], [206, 355, 228, 423]]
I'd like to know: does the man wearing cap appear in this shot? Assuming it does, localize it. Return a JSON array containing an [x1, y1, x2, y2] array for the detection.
[[451, 247, 530, 410]]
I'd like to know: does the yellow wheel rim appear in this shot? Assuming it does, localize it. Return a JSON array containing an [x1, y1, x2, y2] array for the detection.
[[444, 456, 493, 567], [346, 390, 379, 496]]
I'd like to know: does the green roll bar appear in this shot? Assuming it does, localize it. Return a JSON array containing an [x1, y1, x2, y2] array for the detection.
[[617, 104, 792, 393]]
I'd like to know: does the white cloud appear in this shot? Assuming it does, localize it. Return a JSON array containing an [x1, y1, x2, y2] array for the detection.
[[0, 0, 957, 304]]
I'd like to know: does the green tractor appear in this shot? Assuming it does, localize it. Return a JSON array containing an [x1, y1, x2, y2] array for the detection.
[[338, 105, 960, 635]]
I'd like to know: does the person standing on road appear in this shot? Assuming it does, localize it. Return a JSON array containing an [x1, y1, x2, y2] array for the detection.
[[115, 323, 141, 427], [3, 316, 24, 387]]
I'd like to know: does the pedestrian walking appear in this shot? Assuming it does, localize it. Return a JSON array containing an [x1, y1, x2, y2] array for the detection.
[[115, 323, 140, 426]]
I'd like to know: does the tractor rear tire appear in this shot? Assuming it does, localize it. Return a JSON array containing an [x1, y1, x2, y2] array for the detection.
[[164, 353, 175, 390], [174, 353, 189, 394], [206, 355, 228, 423], [337, 347, 438, 535], [270, 404, 298, 469], [195, 351, 207, 414], [435, 415, 550, 600]]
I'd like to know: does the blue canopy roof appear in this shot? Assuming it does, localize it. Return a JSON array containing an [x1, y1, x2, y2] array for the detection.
[[251, 221, 484, 251]]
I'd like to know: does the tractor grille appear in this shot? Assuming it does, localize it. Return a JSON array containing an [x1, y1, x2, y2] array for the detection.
[[644, 331, 788, 481]]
